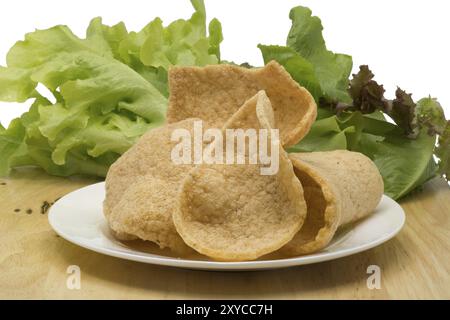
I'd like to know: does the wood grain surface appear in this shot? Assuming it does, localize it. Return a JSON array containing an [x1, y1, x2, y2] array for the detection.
[[0, 168, 449, 299]]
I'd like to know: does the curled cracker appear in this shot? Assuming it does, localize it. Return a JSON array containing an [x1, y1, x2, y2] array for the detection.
[[109, 176, 192, 254], [173, 91, 307, 261], [281, 150, 384, 256], [104, 119, 199, 252], [167, 61, 317, 146], [104, 118, 199, 216]]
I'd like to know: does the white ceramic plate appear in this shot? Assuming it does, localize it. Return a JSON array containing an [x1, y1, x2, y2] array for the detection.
[[48, 182, 405, 271]]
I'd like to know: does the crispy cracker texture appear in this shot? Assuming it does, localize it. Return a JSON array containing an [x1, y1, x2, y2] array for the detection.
[[103, 118, 199, 253], [109, 176, 192, 254], [172, 91, 307, 261], [104, 118, 199, 215], [281, 150, 384, 256], [167, 61, 317, 147]]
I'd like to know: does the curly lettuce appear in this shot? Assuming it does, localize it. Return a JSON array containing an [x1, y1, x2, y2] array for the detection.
[[259, 6, 352, 103], [265, 5, 448, 199], [0, 0, 222, 177]]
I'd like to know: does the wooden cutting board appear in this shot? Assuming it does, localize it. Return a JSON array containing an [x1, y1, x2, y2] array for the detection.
[[0, 168, 449, 299]]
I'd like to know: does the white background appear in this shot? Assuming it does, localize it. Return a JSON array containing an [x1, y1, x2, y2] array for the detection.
[[1, 0, 449, 127]]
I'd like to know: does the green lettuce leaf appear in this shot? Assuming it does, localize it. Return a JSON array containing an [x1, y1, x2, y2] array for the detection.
[[436, 121, 450, 181], [288, 116, 354, 152], [267, 5, 448, 198], [339, 112, 438, 198], [139, 0, 222, 69], [290, 111, 438, 199], [0, 118, 28, 175], [0, 67, 36, 102], [258, 45, 322, 101], [86, 17, 129, 60], [120, 0, 222, 97], [287, 6, 352, 103], [416, 97, 447, 136], [0, 0, 222, 177], [358, 129, 437, 199], [259, 6, 352, 103]]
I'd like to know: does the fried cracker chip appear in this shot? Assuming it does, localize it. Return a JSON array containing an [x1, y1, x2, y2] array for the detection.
[[109, 176, 191, 254], [167, 61, 317, 146], [104, 118, 199, 252], [173, 91, 307, 261], [281, 150, 384, 255], [104, 118, 198, 216]]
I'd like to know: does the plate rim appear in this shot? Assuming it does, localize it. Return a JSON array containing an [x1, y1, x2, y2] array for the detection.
[[48, 182, 405, 271]]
